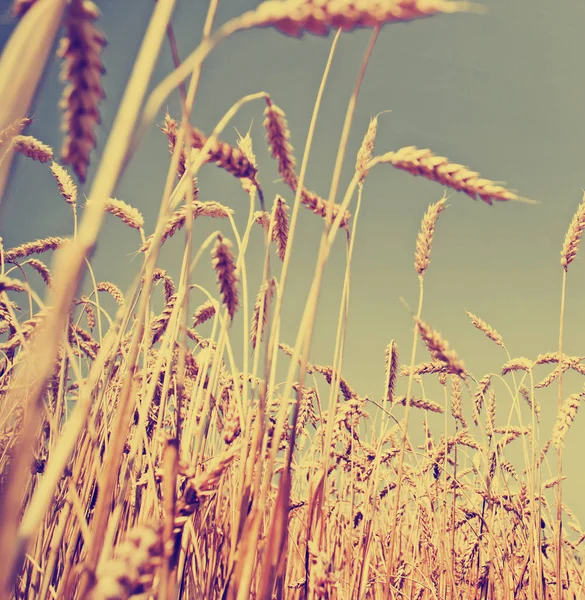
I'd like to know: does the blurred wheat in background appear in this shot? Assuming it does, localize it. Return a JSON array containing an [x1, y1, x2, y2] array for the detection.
[[0, 1, 584, 599]]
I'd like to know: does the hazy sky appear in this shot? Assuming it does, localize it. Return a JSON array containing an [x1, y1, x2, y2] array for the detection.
[[1, 1, 585, 517]]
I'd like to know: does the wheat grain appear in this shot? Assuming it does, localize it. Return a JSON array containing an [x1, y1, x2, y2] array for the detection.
[[250, 277, 276, 348], [192, 300, 216, 328], [141, 202, 232, 252], [561, 191, 585, 271], [264, 98, 297, 187], [25, 259, 51, 286], [356, 114, 379, 183], [272, 195, 289, 261], [501, 357, 532, 375], [394, 395, 444, 413], [385, 340, 399, 402], [416, 318, 465, 376], [12, 135, 53, 163], [451, 375, 466, 427], [212, 235, 239, 320], [552, 393, 582, 449], [58, 0, 106, 182], [96, 281, 124, 305], [238, 0, 481, 38], [0, 276, 27, 294], [90, 525, 163, 600], [0, 117, 32, 149], [5, 236, 67, 262], [86, 197, 144, 231], [415, 193, 447, 276], [50, 162, 77, 206], [465, 310, 504, 347], [379, 146, 528, 205]]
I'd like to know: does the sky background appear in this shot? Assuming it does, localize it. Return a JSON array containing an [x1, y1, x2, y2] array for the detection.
[[1, 1, 585, 519]]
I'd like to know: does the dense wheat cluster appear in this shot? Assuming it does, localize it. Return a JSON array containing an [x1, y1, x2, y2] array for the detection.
[[0, 1, 583, 600]]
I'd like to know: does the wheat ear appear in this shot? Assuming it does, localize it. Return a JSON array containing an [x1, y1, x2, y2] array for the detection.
[[561, 191, 585, 271], [237, 0, 482, 38], [58, 0, 106, 182], [415, 192, 447, 276], [212, 234, 239, 320], [378, 145, 531, 205], [12, 135, 53, 163]]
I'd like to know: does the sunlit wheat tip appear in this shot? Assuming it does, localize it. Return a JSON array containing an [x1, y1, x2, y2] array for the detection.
[[192, 300, 216, 328], [272, 195, 289, 261], [12, 135, 53, 163], [561, 191, 585, 270], [50, 162, 77, 206], [239, 0, 483, 38], [5, 236, 67, 262], [415, 193, 447, 275], [58, 0, 106, 182], [96, 281, 124, 305], [263, 98, 296, 187], [385, 340, 399, 402], [356, 114, 379, 183], [501, 357, 532, 375], [141, 202, 232, 252], [552, 393, 582, 449], [87, 197, 144, 231], [0, 117, 32, 149], [465, 310, 504, 347], [395, 395, 444, 414], [379, 146, 529, 205], [212, 235, 239, 320], [416, 318, 465, 376], [25, 258, 51, 286], [0, 275, 27, 293], [250, 277, 276, 348]]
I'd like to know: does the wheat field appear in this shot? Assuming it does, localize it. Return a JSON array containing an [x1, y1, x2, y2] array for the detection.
[[0, 1, 584, 599]]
